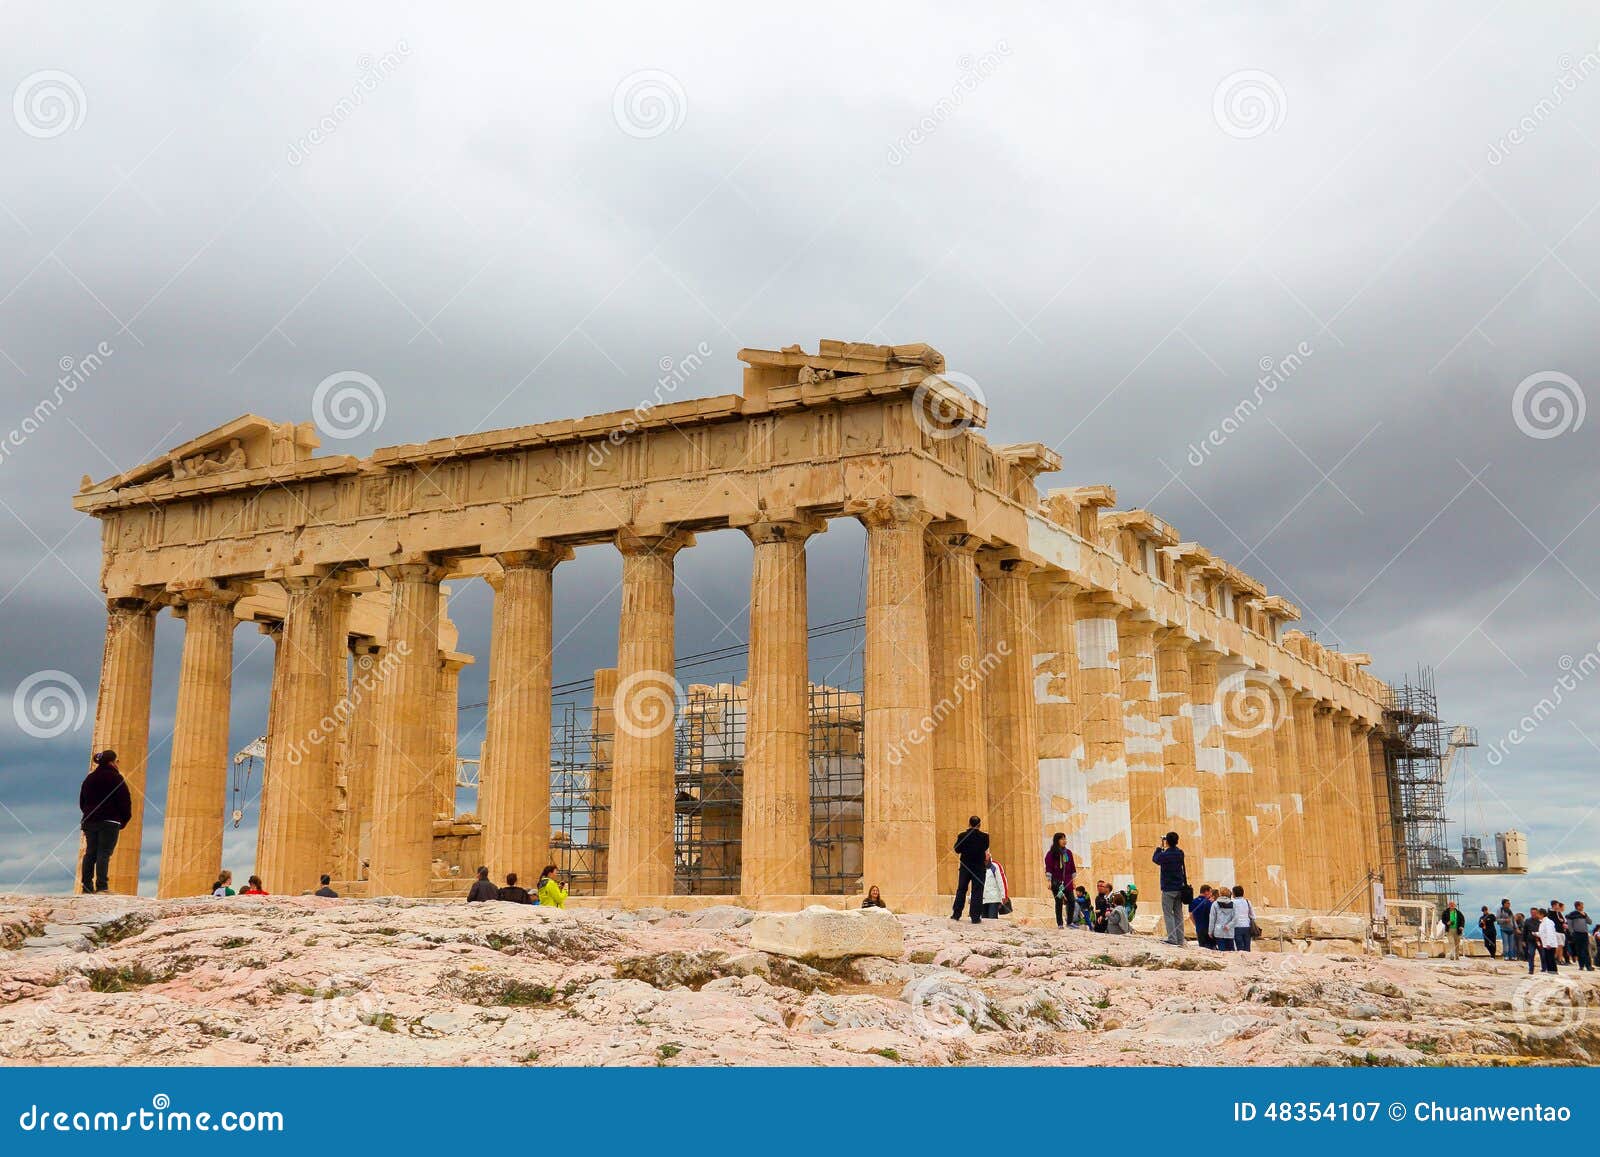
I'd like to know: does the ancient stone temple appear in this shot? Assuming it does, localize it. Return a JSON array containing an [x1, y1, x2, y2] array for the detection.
[[74, 340, 1402, 914]]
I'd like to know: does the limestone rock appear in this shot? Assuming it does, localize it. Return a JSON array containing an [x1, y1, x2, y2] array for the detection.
[[748, 905, 904, 960]]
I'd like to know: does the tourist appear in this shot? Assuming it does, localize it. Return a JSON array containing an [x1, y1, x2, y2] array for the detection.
[[1044, 833, 1077, 929], [497, 872, 533, 904], [1550, 901, 1569, 963], [1190, 885, 1216, 949], [1477, 905, 1497, 958], [1536, 907, 1561, 973], [981, 852, 1009, 919], [466, 866, 499, 902], [1152, 831, 1188, 947], [1521, 911, 1538, 974], [951, 815, 990, 925], [1566, 902, 1593, 971], [1092, 880, 1113, 932], [1230, 885, 1256, 952], [1497, 899, 1517, 964], [537, 865, 568, 909], [240, 875, 268, 895], [1209, 887, 1239, 950], [314, 874, 338, 898], [1124, 882, 1139, 922], [860, 885, 887, 909], [1073, 885, 1093, 928], [1440, 900, 1466, 960], [1105, 892, 1131, 934], [211, 870, 236, 898], [78, 749, 132, 895]]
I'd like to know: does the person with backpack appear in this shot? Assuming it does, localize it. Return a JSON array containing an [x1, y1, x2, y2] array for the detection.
[[1229, 885, 1256, 952], [78, 749, 132, 894], [951, 816, 990, 925], [1477, 905, 1498, 958], [1209, 888, 1239, 950], [1044, 833, 1077, 929], [1441, 900, 1467, 960], [1566, 902, 1593, 971], [1152, 831, 1188, 946]]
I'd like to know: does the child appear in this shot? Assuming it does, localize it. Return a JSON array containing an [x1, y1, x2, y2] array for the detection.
[[1074, 885, 1093, 928]]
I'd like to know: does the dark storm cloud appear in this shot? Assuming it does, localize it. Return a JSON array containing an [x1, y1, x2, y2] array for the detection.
[[1, 1, 1595, 902]]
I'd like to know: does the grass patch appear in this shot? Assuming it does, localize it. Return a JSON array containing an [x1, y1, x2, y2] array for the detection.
[[908, 951, 937, 965], [1029, 999, 1063, 1027], [1088, 954, 1115, 966], [497, 981, 558, 1006], [657, 1042, 683, 1060], [86, 913, 155, 948], [360, 1012, 398, 1033], [869, 1047, 902, 1062], [84, 963, 170, 992], [1092, 997, 1112, 1010], [519, 1049, 541, 1064], [215, 937, 251, 950]]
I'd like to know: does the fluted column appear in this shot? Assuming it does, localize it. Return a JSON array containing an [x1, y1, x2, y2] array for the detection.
[[1290, 695, 1328, 907], [256, 570, 345, 896], [608, 530, 691, 898], [433, 654, 468, 820], [368, 562, 447, 898], [321, 590, 353, 876], [1118, 615, 1163, 900], [928, 531, 987, 894], [1154, 633, 1202, 866], [341, 638, 385, 880], [1273, 697, 1308, 907], [1249, 690, 1290, 907], [481, 548, 567, 882], [1072, 591, 1132, 887], [89, 596, 159, 894], [978, 553, 1041, 899], [1032, 576, 1085, 877], [741, 518, 823, 898], [1334, 713, 1375, 886], [859, 498, 937, 901], [1188, 647, 1233, 885], [157, 582, 241, 898], [1214, 661, 1263, 895], [1366, 728, 1400, 891], [1310, 700, 1340, 908], [589, 667, 618, 887]]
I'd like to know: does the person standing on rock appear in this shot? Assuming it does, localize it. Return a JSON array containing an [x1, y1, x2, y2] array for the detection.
[[1190, 885, 1216, 949], [466, 866, 499, 902], [1441, 900, 1466, 960], [1477, 905, 1497, 958], [1536, 907, 1562, 973], [78, 749, 132, 894], [951, 815, 989, 925], [1209, 888, 1238, 950], [1566, 902, 1593, 971], [1045, 833, 1076, 929], [1152, 831, 1188, 947], [1228, 885, 1255, 952], [1497, 899, 1517, 964], [537, 865, 568, 908]]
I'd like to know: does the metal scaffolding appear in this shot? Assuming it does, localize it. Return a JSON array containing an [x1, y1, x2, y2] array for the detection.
[[1383, 668, 1457, 905]]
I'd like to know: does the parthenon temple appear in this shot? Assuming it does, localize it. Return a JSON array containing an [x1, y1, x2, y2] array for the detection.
[[75, 339, 1417, 915]]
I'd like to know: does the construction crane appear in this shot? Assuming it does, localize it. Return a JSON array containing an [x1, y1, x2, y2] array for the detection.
[[1443, 723, 1528, 877], [230, 736, 267, 828]]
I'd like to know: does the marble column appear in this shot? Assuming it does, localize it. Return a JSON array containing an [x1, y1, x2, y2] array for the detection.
[[1290, 695, 1328, 908], [1272, 696, 1308, 907], [157, 582, 241, 899], [928, 531, 987, 894], [590, 666, 618, 887], [367, 563, 447, 898], [1188, 647, 1233, 887], [434, 654, 468, 820], [341, 638, 385, 880], [608, 530, 691, 898], [859, 498, 937, 901], [741, 518, 822, 898], [978, 553, 1042, 900], [1334, 713, 1376, 885], [256, 570, 346, 896], [1032, 576, 1086, 875], [1072, 591, 1133, 888], [1310, 700, 1341, 909], [1154, 633, 1202, 867], [320, 590, 353, 877], [89, 596, 159, 895], [1365, 728, 1399, 892], [480, 548, 566, 882], [1215, 662, 1264, 895], [1249, 693, 1290, 908], [1118, 615, 1164, 900]]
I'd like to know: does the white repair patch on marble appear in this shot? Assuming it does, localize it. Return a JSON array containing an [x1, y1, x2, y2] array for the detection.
[[1164, 786, 1201, 822], [1202, 857, 1235, 882], [1266, 864, 1283, 883], [1224, 749, 1252, 775], [1290, 793, 1304, 814], [1025, 511, 1084, 573], [1191, 704, 1215, 745], [1246, 814, 1259, 834], [1082, 755, 1128, 787], [1195, 747, 1226, 774], [1075, 617, 1118, 669], [1032, 655, 1072, 704]]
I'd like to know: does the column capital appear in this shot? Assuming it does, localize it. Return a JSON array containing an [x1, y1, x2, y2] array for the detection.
[[852, 495, 930, 531], [975, 549, 1037, 580], [107, 593, 163, 619], [1154, 626, 1201, 650], [256, 618, 283, 638], [378, 560, 451, 584], [614, 527, 695, 558], [1118, 614, 1161, 638], [494, 544, 573, 571], [742, 515, 826, 546], [438, 650, 474, 674], [1027, 568, 1084, 596], [265, 564, 349, 592], [1071, 588, 1130, 616], [166, 579, 245, 613]]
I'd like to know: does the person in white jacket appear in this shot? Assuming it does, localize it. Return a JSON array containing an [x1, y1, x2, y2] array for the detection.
[[1536, 907, 1562, 973], [1209, 890, 1239, 949], [1228, 885, 1255, 952], [982, 852, 1009, 919]]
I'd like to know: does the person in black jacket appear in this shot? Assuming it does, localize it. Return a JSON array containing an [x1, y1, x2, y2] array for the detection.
[[79, 749, 132, 894], [496, 872, 533, 904], [951, 816, 989, 924], [466, 866, 500, 902]]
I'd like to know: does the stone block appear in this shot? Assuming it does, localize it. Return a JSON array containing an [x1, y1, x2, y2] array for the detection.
[[748, 905, 904, 960]]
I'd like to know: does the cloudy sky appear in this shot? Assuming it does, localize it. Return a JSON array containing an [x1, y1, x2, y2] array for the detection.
[[1, 2, 1595, 906]]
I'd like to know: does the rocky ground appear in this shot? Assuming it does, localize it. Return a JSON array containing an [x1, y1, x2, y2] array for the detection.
[[2, 894, 1596, 1067]]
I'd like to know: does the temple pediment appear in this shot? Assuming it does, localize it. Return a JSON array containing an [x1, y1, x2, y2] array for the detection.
[[78, 415, 322, 495]]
